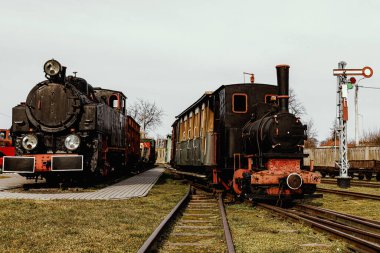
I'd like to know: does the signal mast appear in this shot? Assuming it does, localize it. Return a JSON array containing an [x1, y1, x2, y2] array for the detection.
[[333, 62, 373, 188]]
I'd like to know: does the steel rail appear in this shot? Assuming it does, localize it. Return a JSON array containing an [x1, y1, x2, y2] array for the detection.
[[293, 207, 380, 245], [317, 187, 380, 201], [321, 179, 380, 188], [258, 203, 380, 253], [296, 204, 380, 229], [137, 186, 191, 253], [218, 194, 236, 253]]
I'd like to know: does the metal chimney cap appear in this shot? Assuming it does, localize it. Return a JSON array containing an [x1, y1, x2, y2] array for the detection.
[[276, 64, 290, 68]]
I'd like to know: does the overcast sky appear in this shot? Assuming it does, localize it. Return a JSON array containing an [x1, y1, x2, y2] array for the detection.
[[1, 0, 379, 142]]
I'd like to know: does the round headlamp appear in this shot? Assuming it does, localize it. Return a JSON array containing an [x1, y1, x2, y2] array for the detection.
[[44, 59, 61, 76], [286, 173, 303, 190], [22, 134, 38, 150], [64, 134, 80, 151]]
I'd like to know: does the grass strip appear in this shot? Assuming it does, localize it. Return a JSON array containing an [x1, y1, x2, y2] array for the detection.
[[307, 192, 380, 220], [0, 173, 187, 253], [319, 182, 380, 196], [227, 203, 348, 253]]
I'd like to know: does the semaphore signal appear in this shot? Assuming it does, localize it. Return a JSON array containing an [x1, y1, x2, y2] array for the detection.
[[333, 62, 374, 188]]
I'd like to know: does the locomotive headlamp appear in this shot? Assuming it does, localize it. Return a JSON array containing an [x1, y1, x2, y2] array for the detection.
[[21, 134, 38, 151], [43, 59, 61, 76], [286, 173, 303, 190], [64, 134, 80, 151]]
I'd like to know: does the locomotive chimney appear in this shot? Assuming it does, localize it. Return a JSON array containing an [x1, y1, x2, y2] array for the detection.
[[276, 64, 290, 112]]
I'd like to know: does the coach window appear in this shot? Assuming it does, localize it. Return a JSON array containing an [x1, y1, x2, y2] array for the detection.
[[183, 116, 187, 141], [201, 104, 206, 138], [179, 119, 184, 142], [121, 98, 126, 114], [188, 112, 193, 139], [176, 123, 179, 143], [194, 108, 200, 138], [232, 93, 248, 113]]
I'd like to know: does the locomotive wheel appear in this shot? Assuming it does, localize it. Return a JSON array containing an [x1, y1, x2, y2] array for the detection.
[[358, 173, 364, 180], [365, 172, 373, 181], [79, 172, 99, 187], [45, 174, 59, 187], [232, 169, 250, 196]]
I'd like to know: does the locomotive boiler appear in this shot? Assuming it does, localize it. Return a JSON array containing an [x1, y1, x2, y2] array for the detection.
[[171, 65, 321, 201], [2, 59, 140, 183]]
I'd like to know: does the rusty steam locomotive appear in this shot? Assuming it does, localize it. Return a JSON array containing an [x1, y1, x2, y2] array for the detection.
[[3, 59, 140, 183], [172, 65, 321, 201]]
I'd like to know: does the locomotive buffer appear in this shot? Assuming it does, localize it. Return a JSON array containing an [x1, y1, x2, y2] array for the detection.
[[333, 62, 373, 188]]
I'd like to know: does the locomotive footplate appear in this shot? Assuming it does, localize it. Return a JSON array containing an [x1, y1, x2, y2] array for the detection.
[[2, 156, 35, 173], [2, 155, 83, 173], [51, 155, 83, 171]]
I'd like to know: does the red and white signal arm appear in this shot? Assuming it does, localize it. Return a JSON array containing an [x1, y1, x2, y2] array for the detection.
[[362, 66, 373, 78], [333, 66, 373, 78]]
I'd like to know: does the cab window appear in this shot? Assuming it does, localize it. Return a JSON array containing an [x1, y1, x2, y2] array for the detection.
[[109, 95, 119, 108], [232, 94, 247, 113]]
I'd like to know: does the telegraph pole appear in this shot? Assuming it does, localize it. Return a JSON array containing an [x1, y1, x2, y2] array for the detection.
[[355, 84, 359, 146], [333, 63, 373, 188]]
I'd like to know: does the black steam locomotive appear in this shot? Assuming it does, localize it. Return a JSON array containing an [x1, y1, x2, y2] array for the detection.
[[172, 65, 321, 201], [3, 59, 140, 183]]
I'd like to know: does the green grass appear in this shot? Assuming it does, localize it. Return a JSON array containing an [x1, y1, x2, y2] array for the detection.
[[0, 173, 188, 253], [310, 184, 380, 220], [319, 182, 380, 195], [227, 203, 348, 253]]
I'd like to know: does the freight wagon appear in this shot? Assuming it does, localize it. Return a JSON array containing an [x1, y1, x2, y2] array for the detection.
[[304, 146, 380, 180]]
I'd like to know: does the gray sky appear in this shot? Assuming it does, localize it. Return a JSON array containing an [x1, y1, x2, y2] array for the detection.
[[1, 0, 379, 142]]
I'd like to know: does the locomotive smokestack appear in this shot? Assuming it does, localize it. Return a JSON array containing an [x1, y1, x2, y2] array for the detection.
[[276, 64, 290, 112]]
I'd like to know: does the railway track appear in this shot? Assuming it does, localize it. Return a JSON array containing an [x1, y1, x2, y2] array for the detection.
[[317, 187, 380, 201], [258, 203, 380, 253], [321, 179, 380, 188], [137, 186, 235, 253]]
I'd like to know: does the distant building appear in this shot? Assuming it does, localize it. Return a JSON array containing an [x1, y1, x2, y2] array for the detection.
[[165, 135, 172, 163], [156, 138, 167, 164], [155, 136, 172, 164]]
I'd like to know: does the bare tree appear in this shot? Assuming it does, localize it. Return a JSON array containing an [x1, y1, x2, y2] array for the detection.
[[361, 129, 380, 146], [288, 88, 306, 118], [320, 120, 339, 146], [288, 88, 319, 147], [304, 119, 318, 148], [128, 98, 164, 135]]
